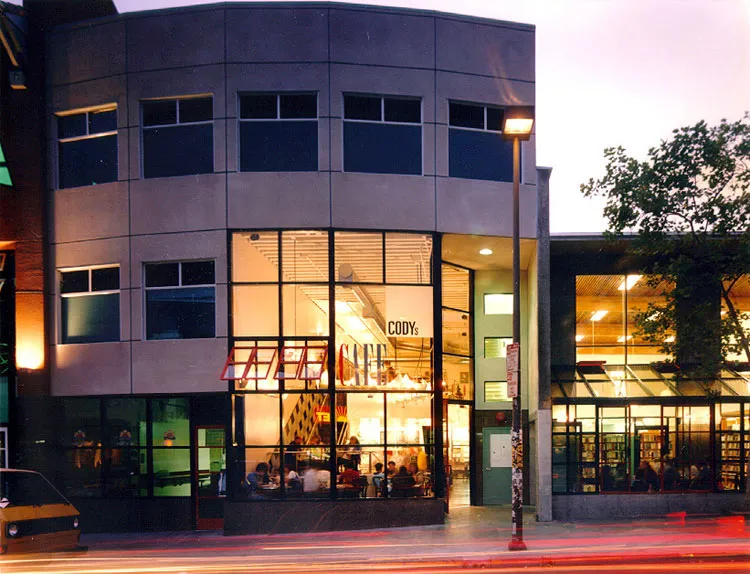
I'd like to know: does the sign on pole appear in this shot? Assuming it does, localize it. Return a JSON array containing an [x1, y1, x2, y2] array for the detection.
[[506, 343, 520, 398]]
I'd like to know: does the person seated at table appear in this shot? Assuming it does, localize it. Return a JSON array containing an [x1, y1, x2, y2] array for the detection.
[[408, 462, 425, 485], [633, 460, 659, 492], [372, 462, 386, 490], [302, 462, 322, 493], [690, 459, 712, 490], [338, 460, 361, 486], [391, 465, 416, 496], [386, 461, 397, 477], [245, 462, 271, 499], [284, 464, 302, 491]]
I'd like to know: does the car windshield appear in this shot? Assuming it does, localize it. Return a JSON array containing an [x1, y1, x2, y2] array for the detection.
[[0, 472, 70, 507]]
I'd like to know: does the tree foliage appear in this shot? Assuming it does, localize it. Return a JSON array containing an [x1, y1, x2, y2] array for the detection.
[[581, 113, 750, 382]]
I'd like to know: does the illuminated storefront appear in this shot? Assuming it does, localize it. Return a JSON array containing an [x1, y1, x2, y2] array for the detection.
[[225, 230, 441, 503], [550, 238, 750, 519]]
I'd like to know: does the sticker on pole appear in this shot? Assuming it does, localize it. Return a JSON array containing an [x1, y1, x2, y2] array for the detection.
[[506, 343, 519, 398]]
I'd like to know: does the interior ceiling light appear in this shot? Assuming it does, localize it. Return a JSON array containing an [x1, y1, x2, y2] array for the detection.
[[479, 248, 493, 256], [617, 335, 632, 342], [575, 334, 584, 342], [590, 310, 608, 322], [664, 335, 675, 343], [618, 275, 642, 291]]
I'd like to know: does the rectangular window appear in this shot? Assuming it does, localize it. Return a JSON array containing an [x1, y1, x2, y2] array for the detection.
[[484, 381, 509, 402], [145, 260, 216, 340], [484, 293, 513, 315], [60, 266, 120, 344], [141, 96, 213, 178], [448, 101, 514, 182], [57, 107, 118, 189], [239, 93, 318, 172], [484, 337, 512, 359], [343, 94, 422, 175]]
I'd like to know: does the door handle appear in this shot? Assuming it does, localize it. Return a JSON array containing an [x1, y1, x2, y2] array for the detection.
[[485, 467, 491, 471]]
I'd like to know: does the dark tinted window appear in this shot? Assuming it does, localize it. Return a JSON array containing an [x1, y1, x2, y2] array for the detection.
[[449, 103, 484, 129], [59, 136, 118, 189], [104, 398, 146, 447], [143, 100, 177, 126], [92, 267, 119, 292], [145, 263, 179, 287], [180, 97, 213, 123], [142, 123, 213, 178], [486, 107, 504, 132], [384, 98, 421, 123], [0, 471, 70, 507], [60, 270, 89, 294], [182, 261, 215, 285], [239, 121, 318, 172], [88, 109, 117, 134], [146, 287, 215, 340], [344, 95, 381, 121], [449, 129, 514, 182], [58, 113, 87, 138], [240, 94, 277, 119], [279, 94, 317, 119], [62, 293, 120, 344], [344, 122, 421, 175]]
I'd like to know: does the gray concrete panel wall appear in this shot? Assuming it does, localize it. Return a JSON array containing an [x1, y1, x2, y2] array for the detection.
[[52, 182, 129, 243], [52, 342, 132, 396], [436, 180, 537, 237], [436, 18, 534, 81], [228, 172, 331, 229], [131, 338, 228, 394], [226, 7, 329, 63], [126, 8, 225, 73], [129, 174, 227, 235], [47, 21, 126, 86], [329, 9, 434, 68]]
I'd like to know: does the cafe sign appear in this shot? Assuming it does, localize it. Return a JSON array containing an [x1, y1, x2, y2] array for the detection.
[[385, 286, 433, 338]]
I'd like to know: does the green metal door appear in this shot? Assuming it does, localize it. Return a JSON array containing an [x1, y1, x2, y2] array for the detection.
[[482, 427, 511, 505]]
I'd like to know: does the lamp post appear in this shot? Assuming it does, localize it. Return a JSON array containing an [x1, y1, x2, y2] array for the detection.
[[502, 106, 534, 552]]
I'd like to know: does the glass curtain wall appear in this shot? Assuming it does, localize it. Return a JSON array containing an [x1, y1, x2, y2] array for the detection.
[[230, 230, 436, 500], [551, 401, 748, 494], [575, 275, 670, 367]]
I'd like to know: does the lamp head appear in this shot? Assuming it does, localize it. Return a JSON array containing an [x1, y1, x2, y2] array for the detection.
[[502, 106, 535, 141]]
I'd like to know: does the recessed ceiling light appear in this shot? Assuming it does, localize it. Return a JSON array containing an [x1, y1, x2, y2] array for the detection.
[[618, 275, 642, 291], [479, 248, 493, 256], [590, 310, 608, 322], [575, 334, 584, 342]]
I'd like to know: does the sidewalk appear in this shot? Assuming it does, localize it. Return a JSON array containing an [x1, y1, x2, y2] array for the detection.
[[79, 505, 750, 569]]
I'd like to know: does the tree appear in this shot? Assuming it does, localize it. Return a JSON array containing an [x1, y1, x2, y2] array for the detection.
[[581, 113, 750, 382]]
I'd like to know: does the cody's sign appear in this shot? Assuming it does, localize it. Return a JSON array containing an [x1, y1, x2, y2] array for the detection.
[[385, 286, 433, 338]]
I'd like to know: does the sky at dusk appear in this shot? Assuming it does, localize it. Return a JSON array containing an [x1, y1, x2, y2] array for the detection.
[[106, 1, 750, 232]]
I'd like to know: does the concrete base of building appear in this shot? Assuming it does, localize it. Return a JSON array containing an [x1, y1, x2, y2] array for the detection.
[[224, 498, 446, 535], [74, 498, 194, 532], [552, 493, 750, 521]]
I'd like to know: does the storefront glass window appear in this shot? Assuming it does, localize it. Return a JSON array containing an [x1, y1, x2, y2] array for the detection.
[[230, 230, 436, 500], [575, 274, 669, 370]]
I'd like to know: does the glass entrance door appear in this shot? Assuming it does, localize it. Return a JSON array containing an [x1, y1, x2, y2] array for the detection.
[[195, 426, 226, 530], [446, 403, 471, 508]]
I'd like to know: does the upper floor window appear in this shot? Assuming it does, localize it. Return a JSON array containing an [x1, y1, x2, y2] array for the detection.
[[448, 102, 514, 182], [144, 260, 215, 340], [141, 96, 213, 179], [343, 94, 422, 175], [57, 107, 117, 189], [239, 93, 318, 172], [60, 266, 120, 344]]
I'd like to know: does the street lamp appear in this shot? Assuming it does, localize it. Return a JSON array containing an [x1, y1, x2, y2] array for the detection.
[[502, 106, 534, 552]]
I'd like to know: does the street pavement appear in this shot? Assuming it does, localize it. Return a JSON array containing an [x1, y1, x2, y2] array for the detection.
[[1, 505, 749, 572]]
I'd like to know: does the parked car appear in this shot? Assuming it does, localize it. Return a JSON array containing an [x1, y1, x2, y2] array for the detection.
[[0, 469, 81, 554]]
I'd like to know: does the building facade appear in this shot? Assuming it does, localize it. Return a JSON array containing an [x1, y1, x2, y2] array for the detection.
[[549, 237, 750, 520], [3, 2, 551, 533]]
